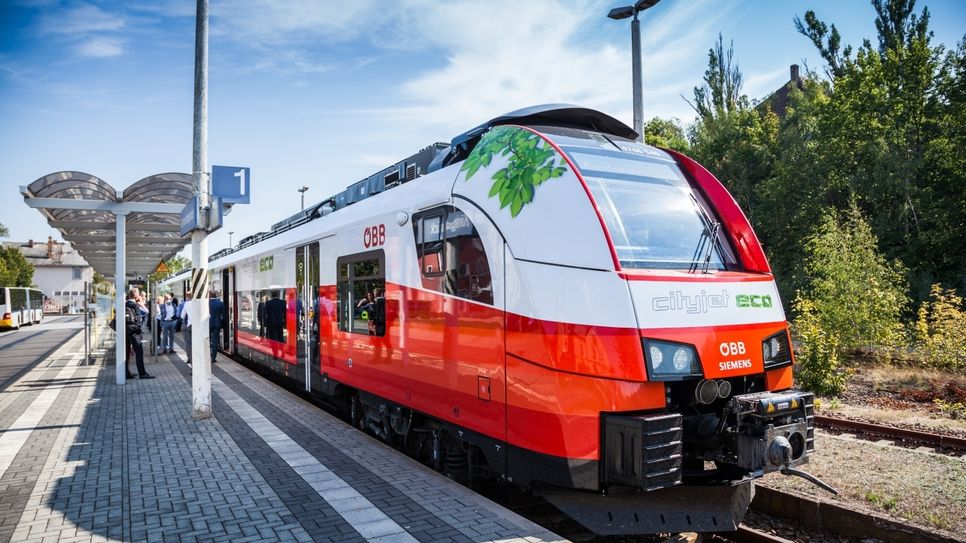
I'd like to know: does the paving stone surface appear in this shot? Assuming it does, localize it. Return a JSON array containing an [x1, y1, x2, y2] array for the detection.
[[0, 324, 566, 543]]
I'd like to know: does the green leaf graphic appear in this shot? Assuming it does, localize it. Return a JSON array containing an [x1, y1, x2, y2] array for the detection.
[[459, 126, 568, 218]]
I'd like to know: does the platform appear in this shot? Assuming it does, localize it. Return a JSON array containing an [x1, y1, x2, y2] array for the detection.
[[0, 324, 565, 543]]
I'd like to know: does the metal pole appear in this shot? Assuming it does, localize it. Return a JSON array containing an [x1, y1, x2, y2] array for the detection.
[[115, 212, 127, 385], [84, 281, 90, 364], [148, 279, 154, 357], [631, 14, 644, 141], [191, 0, 212, 420]]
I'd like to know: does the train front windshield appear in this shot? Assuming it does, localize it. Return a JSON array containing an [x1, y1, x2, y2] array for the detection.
[[568, 149, 736, 270]]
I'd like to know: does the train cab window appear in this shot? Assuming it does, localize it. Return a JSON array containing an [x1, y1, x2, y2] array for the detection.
[[413, 206, 493, 305], [336, 250, 386, 336]]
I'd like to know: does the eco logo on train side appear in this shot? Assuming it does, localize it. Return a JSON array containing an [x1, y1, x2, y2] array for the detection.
[[259, 256, 273, 272], [461, 126, 568, 218], [735, 294, 773, 308]]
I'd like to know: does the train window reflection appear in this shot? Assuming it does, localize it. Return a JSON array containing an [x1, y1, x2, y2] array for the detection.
[[412, 206, 493, 305], [585, 175, 734, 270], [336, 251, 386, 336]]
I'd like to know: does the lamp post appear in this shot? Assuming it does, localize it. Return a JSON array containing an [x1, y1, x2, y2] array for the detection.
[[608, 0, 661, 142], [298, 185, 309, 210], [228, 231, 234, 247]]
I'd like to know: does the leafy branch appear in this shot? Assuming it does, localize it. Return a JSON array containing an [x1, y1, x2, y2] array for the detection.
[[461, 126, 567, 217]]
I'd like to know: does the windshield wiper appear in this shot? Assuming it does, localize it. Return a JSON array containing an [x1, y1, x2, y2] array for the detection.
[[689, 194, 721, 274]]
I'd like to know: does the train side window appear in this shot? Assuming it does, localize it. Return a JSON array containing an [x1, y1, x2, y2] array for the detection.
[[412, 206, 493, 305], [336, 250, 386, 336]]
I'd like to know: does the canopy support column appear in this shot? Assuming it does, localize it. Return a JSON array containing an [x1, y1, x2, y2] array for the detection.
[[115, 211, 127, 385]]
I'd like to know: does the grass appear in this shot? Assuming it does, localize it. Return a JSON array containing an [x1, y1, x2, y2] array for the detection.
[[924, 511, 950, 530], [865, 491, 898, 511]]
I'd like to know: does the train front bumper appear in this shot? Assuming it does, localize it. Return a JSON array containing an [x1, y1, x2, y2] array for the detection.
[[544, 390, 815, 534]]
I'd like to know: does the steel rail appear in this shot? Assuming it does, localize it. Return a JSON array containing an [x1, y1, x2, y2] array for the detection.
[[814, 414, 966, 451], [708, 526, 795, 543]]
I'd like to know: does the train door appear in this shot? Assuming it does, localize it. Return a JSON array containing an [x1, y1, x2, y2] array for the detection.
[[222, 268, 235, 355], [295, 242, 319, 392]]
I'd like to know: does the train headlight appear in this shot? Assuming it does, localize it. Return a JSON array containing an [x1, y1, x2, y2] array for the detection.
[[648, 345, 663, 370], [643, 339, 702, 381], [762, 330, 792, 369]]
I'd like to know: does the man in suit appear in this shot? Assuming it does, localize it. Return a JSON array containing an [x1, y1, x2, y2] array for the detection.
[[209, 291, 228, 363], [265, 290, 287, 358]]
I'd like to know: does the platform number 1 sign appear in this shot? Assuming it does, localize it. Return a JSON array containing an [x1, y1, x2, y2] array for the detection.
[[212, 165, 251, 204]]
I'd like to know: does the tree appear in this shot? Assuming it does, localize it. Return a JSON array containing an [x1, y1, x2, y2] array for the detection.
[[688, 33, 744, 121], [794, 10, 852, 78], [0, 223, 8, 238], [871, 0, 930, 54], [0, 246, 34, 287], [756, 77, 841, 302], [685, 34, 778, 224], [799, 204, 907, 351], [644, 117, 689, 152], [799, 0, 963, 302]]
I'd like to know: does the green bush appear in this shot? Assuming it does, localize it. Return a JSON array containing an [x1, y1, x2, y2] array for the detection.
[[791, 297, 848, 395], [801, 204, 907, 352], [914, 284, 966, 370]]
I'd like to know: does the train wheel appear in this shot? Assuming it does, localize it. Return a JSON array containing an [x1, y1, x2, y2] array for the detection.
[[350, 395, 363, 430], [431, 430, 443, 472]]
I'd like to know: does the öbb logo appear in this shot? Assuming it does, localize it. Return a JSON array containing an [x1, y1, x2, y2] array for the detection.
[[736, 294, 773, 308], [364, 224, 386, 248], [719, 341, 746, 356]]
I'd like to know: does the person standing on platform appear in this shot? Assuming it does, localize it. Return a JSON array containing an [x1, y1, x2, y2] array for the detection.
[[159, 293, 178, 354], [125, 290, 154, 379], [209, 291, 227, 363], [180, 292, 193, 364], [153, 295, 164, 350]]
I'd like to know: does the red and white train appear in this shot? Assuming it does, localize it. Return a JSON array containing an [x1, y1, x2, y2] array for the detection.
[[163, 105, 819, 534]]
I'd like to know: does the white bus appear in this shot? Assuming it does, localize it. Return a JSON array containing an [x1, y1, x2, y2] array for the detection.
[[0, 287, 44, 329]]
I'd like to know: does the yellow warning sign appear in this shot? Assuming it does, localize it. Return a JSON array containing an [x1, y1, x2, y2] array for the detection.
[[767, 403, 776, 414], [155, 260, 170, 274]]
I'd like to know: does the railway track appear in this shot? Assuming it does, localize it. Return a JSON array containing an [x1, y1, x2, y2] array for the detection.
[[814, 414, 966, 453], [710, 526, 794, 543]]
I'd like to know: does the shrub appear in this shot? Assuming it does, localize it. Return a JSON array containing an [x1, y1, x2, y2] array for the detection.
[[914, 284, 966, 370], [800, 204, 907, 352], [791, 297, 848, 395]]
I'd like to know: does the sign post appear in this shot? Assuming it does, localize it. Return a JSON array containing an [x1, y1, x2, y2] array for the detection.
[[190, 0, 212, 420]]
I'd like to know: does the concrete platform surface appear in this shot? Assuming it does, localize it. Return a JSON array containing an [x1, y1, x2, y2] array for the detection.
[[0, 328, 566, 543]]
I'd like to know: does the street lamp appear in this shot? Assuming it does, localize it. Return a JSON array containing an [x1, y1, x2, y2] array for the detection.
[[608, 0, 661, 142], [298, 185, 309, 210], [228, 231, 234, 247]]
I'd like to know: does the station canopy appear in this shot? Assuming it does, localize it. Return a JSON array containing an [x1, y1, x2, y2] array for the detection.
[[21, 171, 194, 279]]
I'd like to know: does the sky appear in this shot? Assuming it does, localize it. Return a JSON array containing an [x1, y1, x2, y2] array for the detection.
[[1, 0, 964, 261]]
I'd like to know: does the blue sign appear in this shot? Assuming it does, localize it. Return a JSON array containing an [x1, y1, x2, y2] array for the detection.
[[212, 165, 251, 204], [180, 196, 200, 236]]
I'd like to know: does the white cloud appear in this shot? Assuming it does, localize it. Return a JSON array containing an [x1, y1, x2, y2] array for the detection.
[[37, 3, 124, 35], [76, 37, 123, 58], [212, 0, 380, 45], [369, 0, 734, 133]]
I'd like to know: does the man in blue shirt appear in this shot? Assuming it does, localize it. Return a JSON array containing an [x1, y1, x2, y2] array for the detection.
[[209, 291, 227, 363]]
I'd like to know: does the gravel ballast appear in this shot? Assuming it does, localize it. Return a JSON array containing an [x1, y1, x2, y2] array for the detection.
[[758, 431, 966, 539]]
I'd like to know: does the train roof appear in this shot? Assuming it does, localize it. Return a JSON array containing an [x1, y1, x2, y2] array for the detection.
[[202, 104, 636, 266]]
